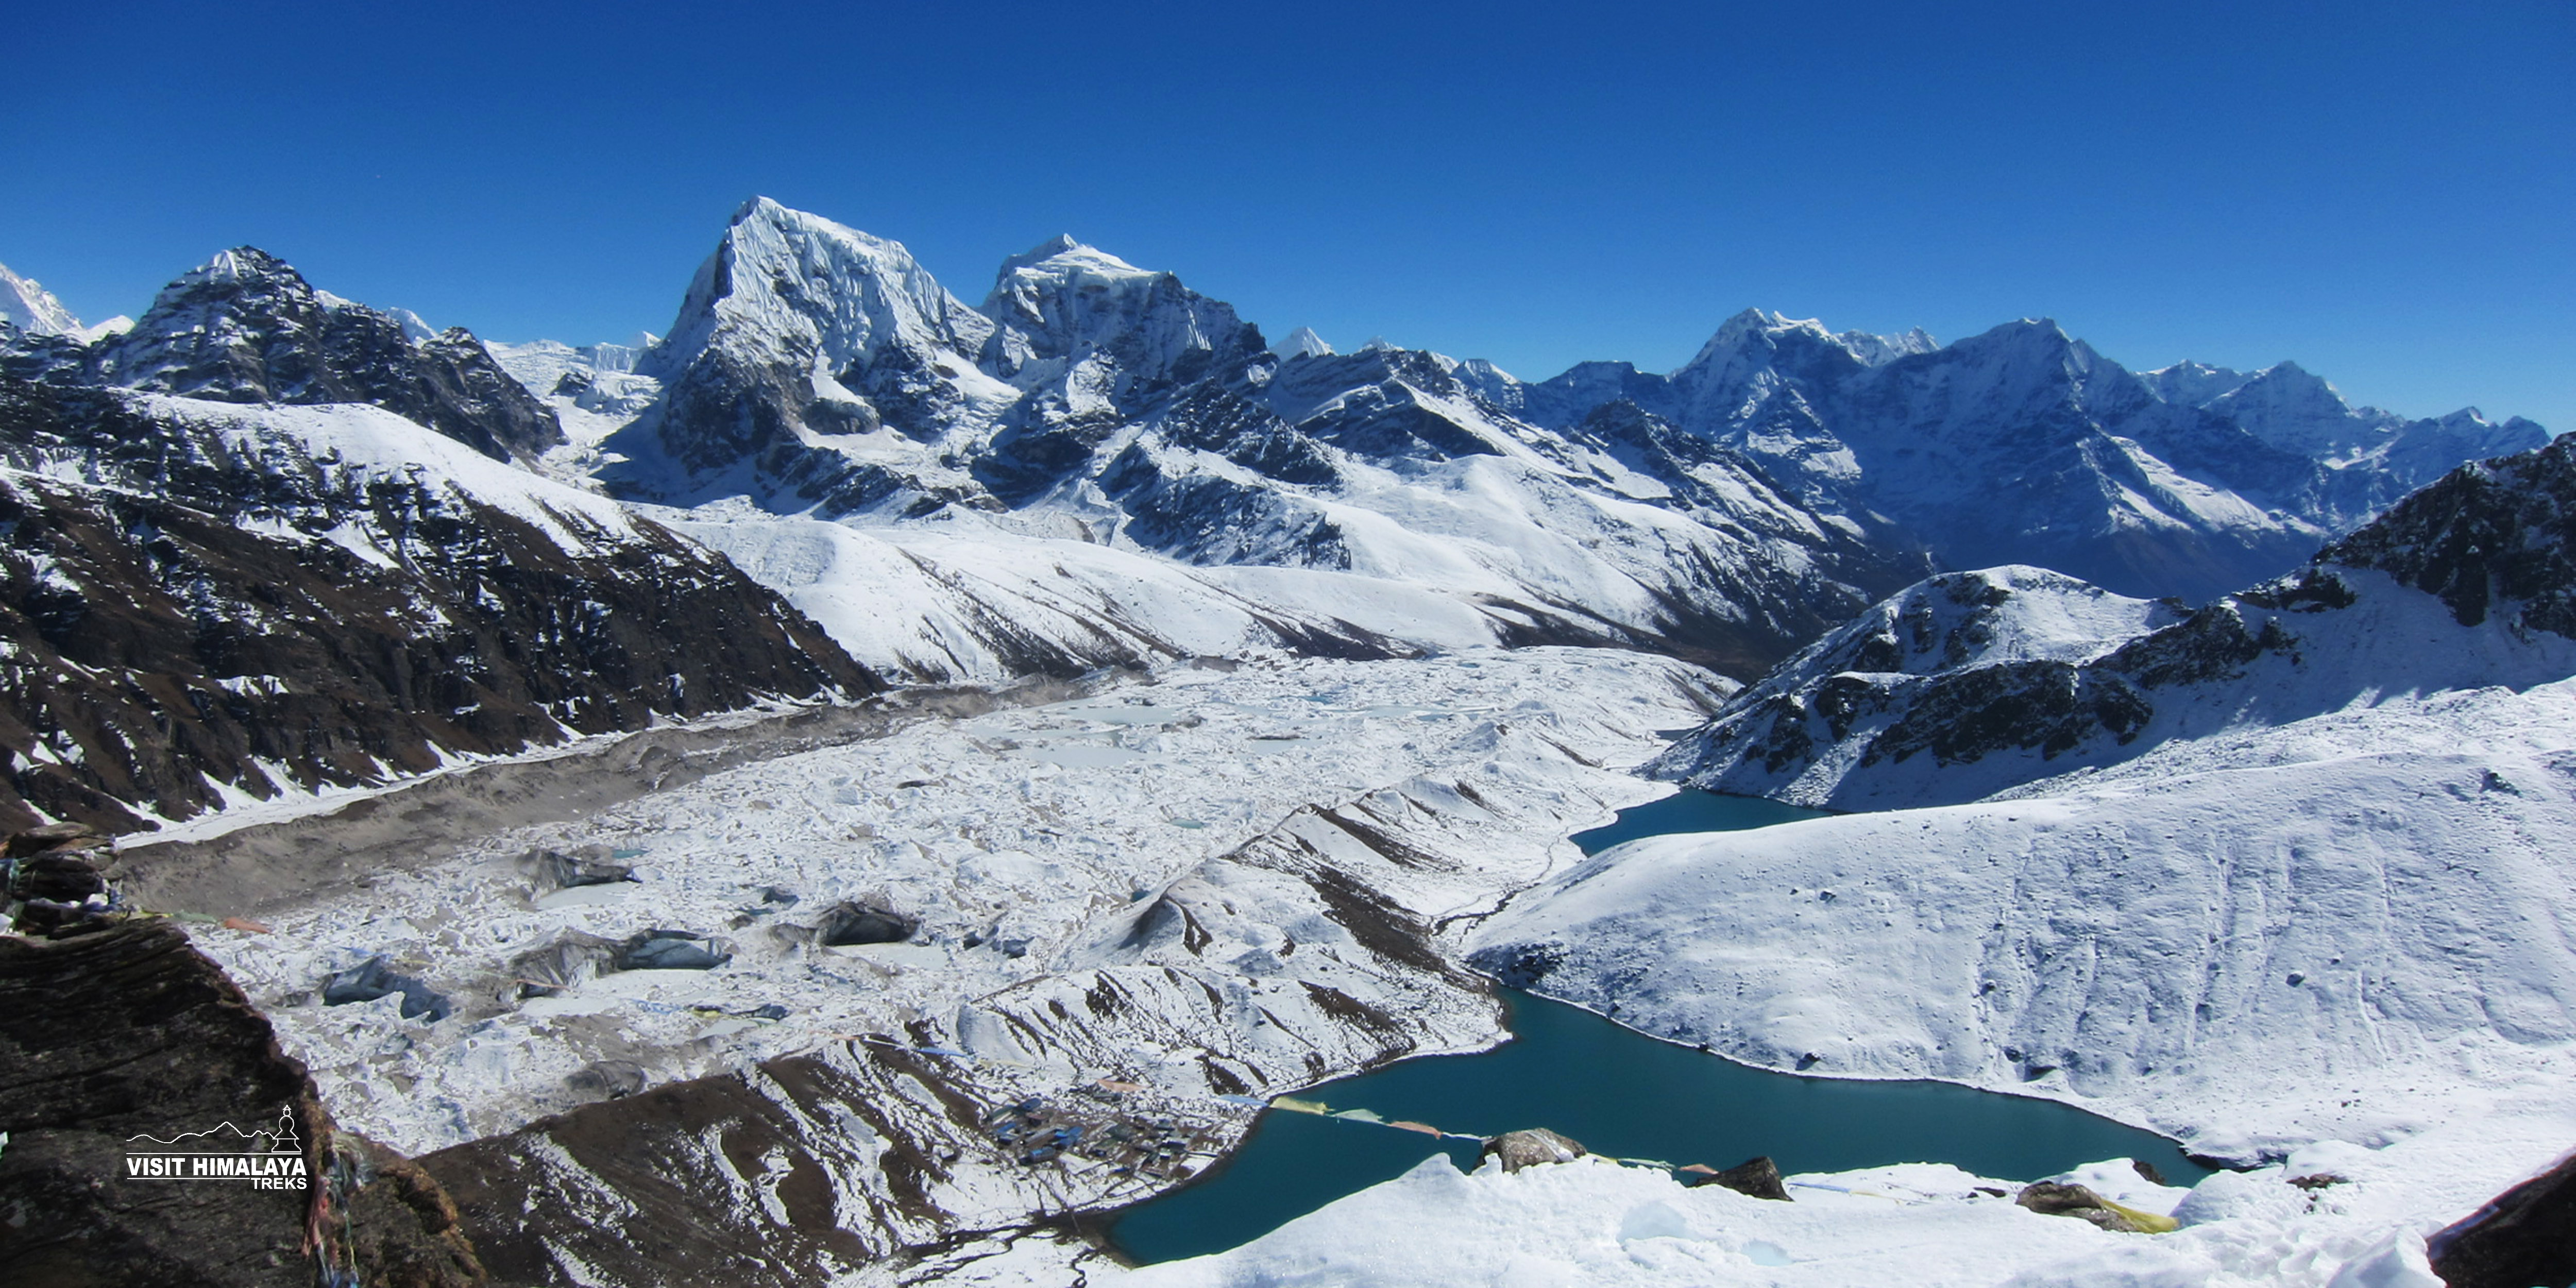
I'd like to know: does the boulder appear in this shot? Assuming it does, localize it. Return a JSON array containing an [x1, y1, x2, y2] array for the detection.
[[323, 957, 453, 1022], [5, 821, 105, 857], [1689, 1155, 1791, 1201], [2014, 1180, 2175, 1233], [5, 833, 116, 935], [815, 902, 917, 947], [613, 929, 731, 971], [14, 852, 106, 903], [2430, 1148, 2576, 1288], [504, 930, 622, 997], [1481, 1128, 1587, 1173], [530, 844, 637, 890], [565, 1060, 649, 1102]]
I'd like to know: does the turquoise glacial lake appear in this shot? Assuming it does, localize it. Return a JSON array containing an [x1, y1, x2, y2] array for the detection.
[[1106, 790, 2212, 1264]]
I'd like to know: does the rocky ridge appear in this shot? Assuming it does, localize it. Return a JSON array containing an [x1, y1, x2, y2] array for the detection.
[[2, 827, 484, 1286], [0, 358, 877, 834], [1650, 432, 2576, 809], [78, 247, 566, 464]]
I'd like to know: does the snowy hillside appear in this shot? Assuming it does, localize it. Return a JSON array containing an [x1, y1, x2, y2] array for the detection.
[[1433, 435, 2576, 1286], [1103, 1141, 2557, 1287]]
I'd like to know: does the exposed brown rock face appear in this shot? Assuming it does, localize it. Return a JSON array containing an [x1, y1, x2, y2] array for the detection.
[[0, 919, 483, 1287], [0, 376, 879, 834], [423, 1043, 1006, 1287], [2429, 1148, 2576, 1288]]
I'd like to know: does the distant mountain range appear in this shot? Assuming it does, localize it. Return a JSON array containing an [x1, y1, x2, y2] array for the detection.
[[592, 198, 2541, 608], [0, 198, 2548, 830]]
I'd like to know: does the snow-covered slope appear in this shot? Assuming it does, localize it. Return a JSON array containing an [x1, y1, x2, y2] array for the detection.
[[1105, 1140, 2561, 1288], [657, 502, 1519, 683], [0, 261, 93, 338]]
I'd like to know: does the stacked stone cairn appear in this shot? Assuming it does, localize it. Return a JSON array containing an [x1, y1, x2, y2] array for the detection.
[[2, 822, 117, 937]]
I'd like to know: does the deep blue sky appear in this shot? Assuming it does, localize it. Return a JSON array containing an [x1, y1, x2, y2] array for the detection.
[[9, 1, 2570, 428]]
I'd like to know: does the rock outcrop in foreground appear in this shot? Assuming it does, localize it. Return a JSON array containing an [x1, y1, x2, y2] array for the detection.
[[0, 911, 485, 1287]]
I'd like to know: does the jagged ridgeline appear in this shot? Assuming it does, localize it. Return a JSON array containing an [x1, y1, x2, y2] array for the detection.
[[603, 198, 2540, 613]]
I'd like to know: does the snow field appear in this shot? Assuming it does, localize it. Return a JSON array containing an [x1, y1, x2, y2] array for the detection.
[[1451, 678, 2576, 1286]]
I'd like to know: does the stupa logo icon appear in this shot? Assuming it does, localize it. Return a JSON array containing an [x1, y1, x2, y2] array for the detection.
[[124, 1103, 311, 1189]]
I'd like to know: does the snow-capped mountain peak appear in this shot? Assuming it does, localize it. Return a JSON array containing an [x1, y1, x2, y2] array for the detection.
[[87, 244, 564, 462], [168, 245, 278, 290], [610, 197, 1005, 490], [2140, 358, 2255, 408], [1273, 326, 1333, 359], [2202, 359, 2389, 458], [647, 196, 993, 385], [1838, 324, 1938, 365], [318, 288, 438, 343], [988, 233, 1145, 285], [1678, 307, 1797, 372], [977, 234, 1260, 391], [0, 261, 89, 337]]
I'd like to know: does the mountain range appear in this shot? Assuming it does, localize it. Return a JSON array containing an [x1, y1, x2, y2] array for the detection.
[[0, 197, 2549, 832]]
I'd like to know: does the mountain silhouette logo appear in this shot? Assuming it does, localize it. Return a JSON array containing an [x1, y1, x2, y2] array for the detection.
[[124, 1103, 311, 1188]]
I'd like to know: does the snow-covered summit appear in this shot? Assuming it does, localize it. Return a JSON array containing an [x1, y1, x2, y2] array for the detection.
[[580, 200, 1920, 671], [1837, 323, 1938, 366], [976, 233, 1260, 392], [2142, 354, 2549, 499], [2139, 358, 2254, 408], [642, 196, 995, 397], [86, 245, 564, 462], [606, 197, 1008, 499]]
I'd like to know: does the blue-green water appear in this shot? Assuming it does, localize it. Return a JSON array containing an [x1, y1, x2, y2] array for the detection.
[[1567, 788, 1832, 855], [1106, 790, 2213, 1265]]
